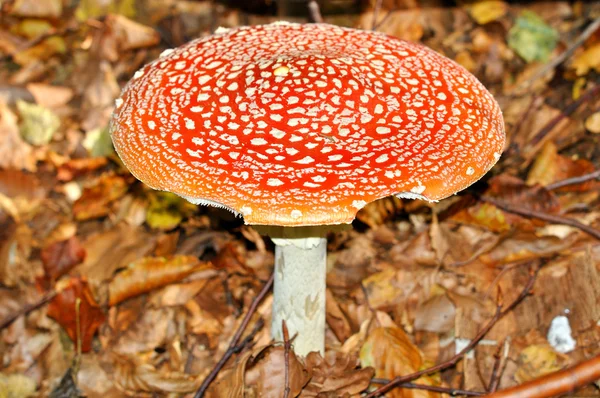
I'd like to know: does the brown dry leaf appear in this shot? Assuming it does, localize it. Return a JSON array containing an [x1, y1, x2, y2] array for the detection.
[[413, 292, 456, 333], [0, 169, 45, 200], [514, 344, 563, 383], [108, 255, 212, 306], [114, 354, 198, 394], [47, 277, 106, 352], [486, 174, 560, 214], [362, 268, 402, 310], [105, 14, 160, 51], [570, 43, 600, 76], [26, 83, 73, 108], [0, 100, 35, 171], [450, 201, 511, 233], [73, 174, 129, 220], [57, 157, 108, 182], [527, 142, 597, 191], [360, 327, 440, 398], [301, 351, 374, 397], [41, 236, 86, 282], [326, 289, 353, 344]]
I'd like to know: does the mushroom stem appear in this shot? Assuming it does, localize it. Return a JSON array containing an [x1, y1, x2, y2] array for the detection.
[[271, 236, 327, 355]]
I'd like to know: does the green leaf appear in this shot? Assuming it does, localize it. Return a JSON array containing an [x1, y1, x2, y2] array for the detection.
[[82, 126, 114, 157], [508, 11, 559, 63], [17, 100, 60, 146]]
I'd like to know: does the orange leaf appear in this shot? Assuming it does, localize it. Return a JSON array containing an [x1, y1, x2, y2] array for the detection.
[[108, 255, 212, 306], [47, 277, 105, 352]]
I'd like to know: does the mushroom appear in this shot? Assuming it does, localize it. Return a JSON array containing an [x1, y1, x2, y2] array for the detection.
[[110, 22, 505, 355]]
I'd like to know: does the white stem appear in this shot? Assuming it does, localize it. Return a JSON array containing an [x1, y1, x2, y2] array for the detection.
[[271, 236, 326, 355]]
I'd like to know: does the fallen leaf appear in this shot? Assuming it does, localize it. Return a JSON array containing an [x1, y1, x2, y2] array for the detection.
[[82, 127, 115, 157], [570, 43, 600, 76], [514, 344, 563, 383], [16, 100, 60, 146], [10, 19, 53, 39], [585, 111, 600, 134], [326, 289, 353, 344], [25, 83, 73, 108], [508, 11, 559, 63], [0, 372, 37, 398], [468, 1, 508, 25], [360, 327, 440, 398], [47, 277, 106, 352], [527, 142, 597, 192], [302, 351, 374, 397], [113, 354, 198, 394], [13, 36, 66, 66], [487, 174, 560, 213], [362, 268, 402, 310], [105, 14, 160, 51], [72, 174, 128, 220], [146, 191, 197, 230], [50, 368, 81, 398], [9, 0, 62, 18], [56, 157, 108, 182], [40, 236, 86, 282], [108, 255, 212, 306], [75, 0, 136, 21], [413, 292, 456, 333], [0, 100, 35, 171]]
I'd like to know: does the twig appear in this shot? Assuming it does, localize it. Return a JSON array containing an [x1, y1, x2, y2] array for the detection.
[[528, 84, 600, 148], [0, 290, 56, 330], [546, 169, 600, 191], [282, 320, 291, 398], [371, 0, 383, 31], [373, 7, 398, 31], [487, 339, 507, 393], [365, 266, 539, 397], [480, 196, 600, 240], [307, 0, 323, 23], [194, 273, 274, 398], [370, 379, 484, 396], [485, 353, 600, 398], [513, 17, 600, 94]]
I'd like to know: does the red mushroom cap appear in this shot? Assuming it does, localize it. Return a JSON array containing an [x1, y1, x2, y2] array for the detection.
[[110, 22, 505, 226]]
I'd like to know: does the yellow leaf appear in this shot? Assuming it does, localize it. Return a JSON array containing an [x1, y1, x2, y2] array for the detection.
[[514, 344, 563, 383], [571, 44, 600, 76], [468, 1, 508, 25]]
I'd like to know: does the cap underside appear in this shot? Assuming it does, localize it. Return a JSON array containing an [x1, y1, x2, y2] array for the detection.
[[110, 22, 505, 226]]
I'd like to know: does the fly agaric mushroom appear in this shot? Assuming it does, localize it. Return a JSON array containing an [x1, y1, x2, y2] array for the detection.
[[110, 22, 505, 355]]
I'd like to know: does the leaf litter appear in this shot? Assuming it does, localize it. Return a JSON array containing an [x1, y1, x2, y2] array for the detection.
[[1, 1, 600, 397]]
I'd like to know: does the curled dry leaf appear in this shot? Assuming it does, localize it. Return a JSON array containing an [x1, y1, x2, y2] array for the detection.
[[360, 327, 440, 398], [108, 255, 212, 306], [0, 100, 35, 171], [105, 14, 160, 51], [40, 236, 86, 282], [486, 174, 560, 214], [47, 277, 106, 352], [326, 289, 353, 344], [514, 344, 563, 383], [209, 345, 310, 398], [114, 355, 198, 394], [57, 157, 108, 182], [73, 174, 129, 220], [302, 351, 374, 397]]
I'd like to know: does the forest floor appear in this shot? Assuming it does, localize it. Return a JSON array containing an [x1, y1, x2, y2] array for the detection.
[[1, 0, 600, 397]]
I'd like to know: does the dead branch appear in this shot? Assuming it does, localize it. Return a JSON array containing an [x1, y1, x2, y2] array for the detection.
[[282, 320, 291, 398], [365, 266, 539, 397], [487, 339, 508, 393], [546, 169, 600, 191], [370, 379, 484, 396], [194, 273, 274, 398], [0, 290, 57, 330], [480, 196, 600, 240], [485, 353, 600, 398]]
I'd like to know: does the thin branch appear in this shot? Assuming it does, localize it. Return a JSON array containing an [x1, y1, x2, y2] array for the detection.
[[485, 353, 600, 398], [307, 0, 323, 23], [365, 266, 539, 398], [282, 320, 291, 398], [0, 290, 56, 330], [370, 379, 484, 396], [546, 169, 600, 191], [487, 339, 507, 393], [512, 17, 600, 94], [194, 273, 274, 398], [528, 84, 600, 148], [480, 196, 600, 241]]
